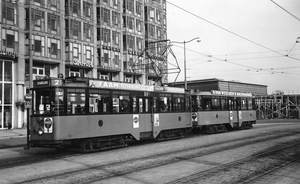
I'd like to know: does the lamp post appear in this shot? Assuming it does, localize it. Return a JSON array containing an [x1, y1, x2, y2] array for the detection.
[[172, 37, 200, 90]]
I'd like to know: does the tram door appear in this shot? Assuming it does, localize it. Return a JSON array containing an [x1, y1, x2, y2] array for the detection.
[[137, 96, 155, 136], [229, 97, 240, 127]]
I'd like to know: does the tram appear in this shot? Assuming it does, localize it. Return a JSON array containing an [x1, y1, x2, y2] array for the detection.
[[191, 90, 256, 133], [28, 77, 192, 151]]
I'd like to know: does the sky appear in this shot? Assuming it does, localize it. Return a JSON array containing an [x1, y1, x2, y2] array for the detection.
[[166, 0, 300, 94]]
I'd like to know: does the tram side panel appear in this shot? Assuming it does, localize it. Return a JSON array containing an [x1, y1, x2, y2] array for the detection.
[[30, 114, 143, 145], [195, 111, 230, 127], [240, 110, 256, 124], [153, 112, 192, 138]]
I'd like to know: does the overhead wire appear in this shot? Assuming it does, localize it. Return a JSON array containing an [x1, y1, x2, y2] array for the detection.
[[270, 0, 300, 22], [170, 43, 300, 75], [166, 1, 300, 63]]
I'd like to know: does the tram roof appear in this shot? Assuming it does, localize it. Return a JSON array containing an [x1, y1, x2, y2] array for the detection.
[[32, 77, 186, 94]]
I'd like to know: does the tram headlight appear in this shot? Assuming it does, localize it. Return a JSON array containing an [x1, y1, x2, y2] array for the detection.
[[37, 127, 44, 135]]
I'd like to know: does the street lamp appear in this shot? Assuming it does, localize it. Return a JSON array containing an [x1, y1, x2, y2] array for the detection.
[[172, 37, 200, 90]]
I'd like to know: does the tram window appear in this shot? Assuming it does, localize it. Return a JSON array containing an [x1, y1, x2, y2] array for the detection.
[[233, 99, 238, 110], [185, 96, 191, 111], [120, 95, 130, 113], [202, 97, 211, 111], [89, 89, 110, 113], [67, 88, 86, 114], [248, 98, 253, 110], [172, 94, 184, 112], [139, 98, 143, 113], [228, 98, 233, 110], [220, 98, 228, 111], [191, 95, 201, 111], [113, 95, 120, 113], [153, 97, 158, 112], [212, 98, 220, 111], [159, 96, 169, 112], [132, 97, 138, 113], [33, 89, 51, 114], [51, 88, 64, 114], [241, 98, 247, 110], [236, 98, 241, 110], [145, 98, 151, 112]]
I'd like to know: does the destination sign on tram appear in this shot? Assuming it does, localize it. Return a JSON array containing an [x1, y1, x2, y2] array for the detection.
[[34, 79, 63, 87]]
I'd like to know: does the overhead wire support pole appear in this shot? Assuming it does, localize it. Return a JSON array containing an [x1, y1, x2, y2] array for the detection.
[[171, 37, 200, 90]]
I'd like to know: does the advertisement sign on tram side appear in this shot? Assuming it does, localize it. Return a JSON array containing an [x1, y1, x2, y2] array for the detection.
[[89, 80, 154, 92]]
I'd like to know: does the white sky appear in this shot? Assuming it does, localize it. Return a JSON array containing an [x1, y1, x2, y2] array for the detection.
[[166, 0, 300, 94]]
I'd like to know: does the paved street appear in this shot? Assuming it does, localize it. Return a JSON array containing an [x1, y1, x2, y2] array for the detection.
[[0, 120, 299, 184]]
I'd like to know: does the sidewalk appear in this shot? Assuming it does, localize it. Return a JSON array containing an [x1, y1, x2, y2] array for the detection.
[[0, 128, 27, 148]]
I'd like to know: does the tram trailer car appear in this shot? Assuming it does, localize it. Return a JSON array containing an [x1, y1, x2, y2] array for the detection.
[[191, 90, 256, 133], [28, 77, 192, 151]]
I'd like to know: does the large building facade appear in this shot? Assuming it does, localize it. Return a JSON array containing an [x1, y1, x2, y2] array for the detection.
[[0, 0, 167, 129]]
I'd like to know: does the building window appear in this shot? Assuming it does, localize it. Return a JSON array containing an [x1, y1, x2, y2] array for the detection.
[[84, 23, 92, 39], [156, 10, 161, 22], [149, 24, 155, 37], [112, 31, 120, 45], [73, 45, 79, 58], [136, 2, 142, 15], [136, 38, 143, 50], [127, 0, 134, 13], [102, 28, 110, 43], [113, 0, 118, 6], [128, 35, 134, 50], [71, 43, 81, 60], [0, 61, 13, 129], [2, 29, 18, 49], [104, 53, 109, 64], [48, 14, 59, 32], [72, 0, 79, 14], [73, 25, 79, 36], [50, 0, 57, 7], [2, 1, 17, 25], [35, 14, 42, 27], [114, 55, 119, 66], [50, 43, 57, 55], [101, 8, 110, 24], [6, 34, 15, 48], [33, 67, 45, 76], [112, 11, 120, 26], [85, 45, 93, 64], [83, 2, 92, 17], [7, 7, 14, 21], [34, 40, 42, 52], [34, 10, 44, 30], [136, 19, 142, 32], [71, 20, 80, 38], [86, 50, 91, 60], [128, 17, 134, 30]]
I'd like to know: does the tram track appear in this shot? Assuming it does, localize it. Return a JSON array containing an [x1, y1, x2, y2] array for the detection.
[[238, 158, 300, 184], [167, 141, 300, 184], [12, 130, 300, 184], [0, 126, 286, 169]]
